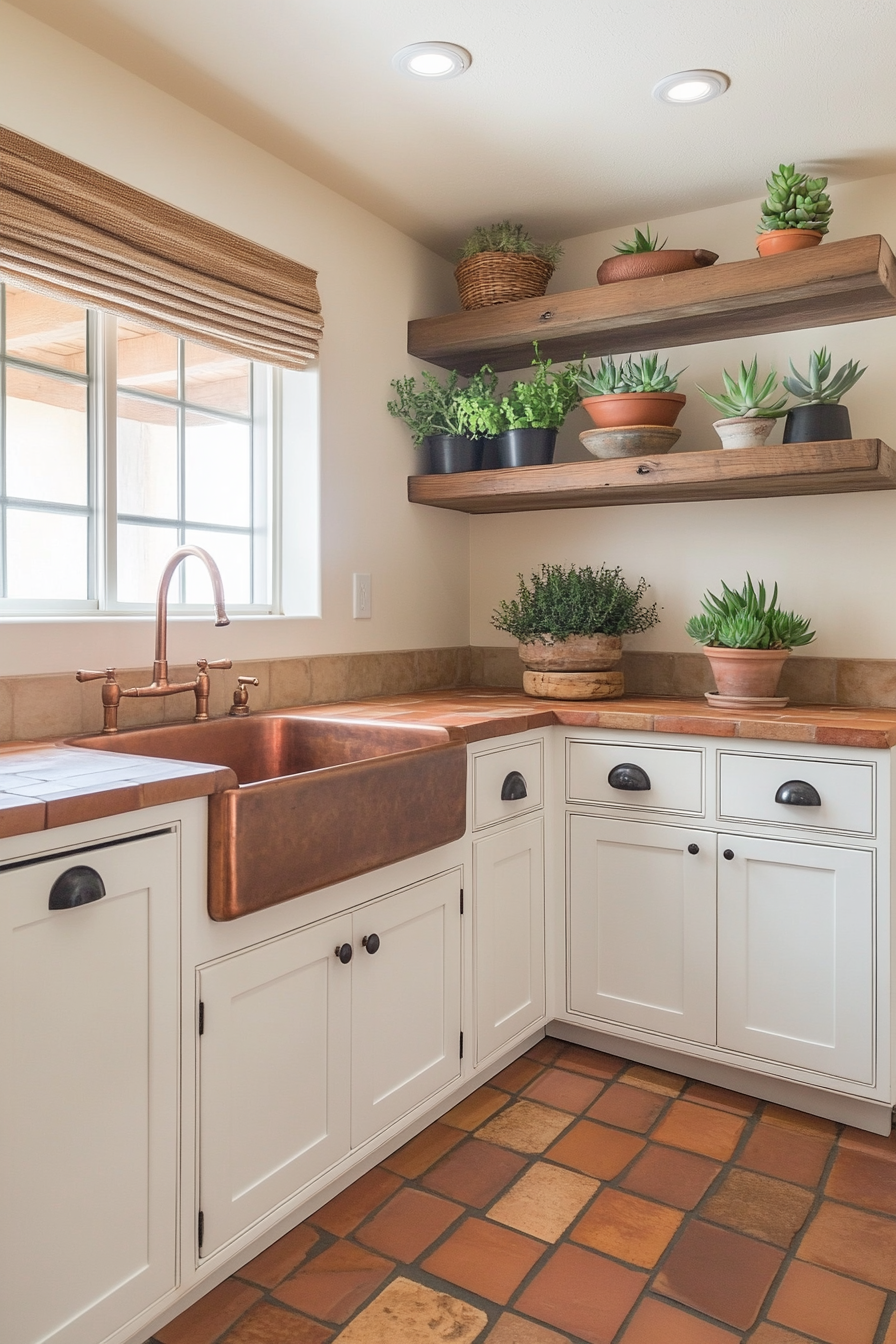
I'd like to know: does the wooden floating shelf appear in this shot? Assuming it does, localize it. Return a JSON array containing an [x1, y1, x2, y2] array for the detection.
[[407, 439, 896, 514], [408, 235, 896, 374]]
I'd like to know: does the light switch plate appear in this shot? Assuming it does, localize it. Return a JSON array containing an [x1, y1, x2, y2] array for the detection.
[[353, 572, 372, 619]]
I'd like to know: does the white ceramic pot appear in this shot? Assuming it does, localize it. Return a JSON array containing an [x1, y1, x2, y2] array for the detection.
[[712, 416, 776, 450]]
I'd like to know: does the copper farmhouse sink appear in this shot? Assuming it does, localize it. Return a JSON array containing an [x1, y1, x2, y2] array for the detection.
[[72, 714, 467, 919]]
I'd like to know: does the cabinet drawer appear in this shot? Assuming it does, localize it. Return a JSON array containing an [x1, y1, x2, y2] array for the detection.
[[719, 752, 874, 835], [473, 739, 543, 829], [567, 739, 703, 815]]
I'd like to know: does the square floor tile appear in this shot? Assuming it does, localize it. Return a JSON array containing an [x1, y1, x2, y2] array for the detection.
[[485, 1313, 571, 1343], [587, 1084, 667, 1134], [491, 1058, 544, 1092], [514, 1243, 647, 1344], [681, 1081, 758, 1117], [421, 1139, 527, 1207], [621, 1145, 721, 1210], [523, 1068, 604, 1113], [883, 1312, 896, 1344], [441, 1087, 510, 1131], [750, 1327, 823, 1344], [220, 1301, 333, 1343], [651, 1100, 745, 1160], [380, 1123, 464, 1179], [619, 1065, 685, 1097], [476, 1100, 573, 1154], [488, 1162, 598, 1242], [272, 1242, 393, 1324], [653, 1219, 784, 1329], [761, 1104, 838, 1138], [825, 1147, 896, 1215], [238, 1225, 320, 1289], [547, 1120, 645, 1180], [554, 1045, 625, 1080], [797, 1200, 896, 1290], [310, 1168, 403, 1237], [527, 1039, 565, 1065], [155, 1280, 262, 1344], [838, 1127, 896, 1164], [738, 1122, 833, 1187], [769, 1259, 886, 1344], [700, 1168, 814, 1247], [332, 1277, 487, 1344], [355, 1187, 463, 1261], [571, 1187, 682, 1268], [422, 1217, 545, 1305], [619, 1297, 740, 1343]]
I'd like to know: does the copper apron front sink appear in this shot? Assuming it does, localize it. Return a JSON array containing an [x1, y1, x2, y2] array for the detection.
[[72, 714, 467, 919]]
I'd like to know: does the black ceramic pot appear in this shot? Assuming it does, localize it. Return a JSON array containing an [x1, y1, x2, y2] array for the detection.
[[782, 403, 852, 443], [497, 428, 558, 468], [424, 435, 484, 474]]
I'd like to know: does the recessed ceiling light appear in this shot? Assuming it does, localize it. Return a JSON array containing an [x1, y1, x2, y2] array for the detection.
[[392, 42, 471, 79], [653, 69, 730, 104]]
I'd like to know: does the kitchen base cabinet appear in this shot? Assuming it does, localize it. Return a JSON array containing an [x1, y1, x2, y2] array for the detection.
[[0, 831, 179, 1344], [474, 817, 545, 1063], [568, 814, 717, 1045], [717, 834, 875, 1083]]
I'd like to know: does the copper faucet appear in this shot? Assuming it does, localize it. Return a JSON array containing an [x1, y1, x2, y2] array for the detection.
[[77, 546, 233, 733]]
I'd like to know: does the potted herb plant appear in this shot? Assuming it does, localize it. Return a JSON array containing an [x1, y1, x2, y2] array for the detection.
[[387, 369, 483, 472], [697, 357, 789, 448], [782, 347, 866, 443], [495, 344, 583, 467], [492, 563, 659, 700], [575, 353, 686, 430], [686, 575, 815, 706], [597, 224, 718, 285], [454, 221, 563, 310], [756, 165, 832, 257]]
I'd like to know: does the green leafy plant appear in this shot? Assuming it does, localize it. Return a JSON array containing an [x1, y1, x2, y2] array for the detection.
[[575, 352, 684, 397], [457, 221, 563, 266], [454, 366, 502, 438], [493, 564, 660, 643], [783, 347, 866, 404], [697, 357, 789, 418], [758, 164, 832, 235], [387, 369, 466, 444], [498, 343, 585, 431], [614, 224, 667, 255], [686, 575, 815, 649]]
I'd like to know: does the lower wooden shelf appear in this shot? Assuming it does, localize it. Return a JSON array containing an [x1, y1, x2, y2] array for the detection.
[[407, 439, 896, 514]]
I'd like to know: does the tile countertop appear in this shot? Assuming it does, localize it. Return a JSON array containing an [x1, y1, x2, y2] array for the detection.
[[0, 689, 895, 842]]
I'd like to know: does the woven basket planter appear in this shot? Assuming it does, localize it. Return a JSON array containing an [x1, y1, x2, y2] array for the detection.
[[454, 252, 554, 309]]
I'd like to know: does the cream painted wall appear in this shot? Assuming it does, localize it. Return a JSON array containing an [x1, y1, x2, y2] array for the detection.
[[0, 1, 466, 676], [471, 174, 896, 658]]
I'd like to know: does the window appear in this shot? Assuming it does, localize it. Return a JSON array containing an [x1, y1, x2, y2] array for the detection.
[[0, 279, 277, 613]]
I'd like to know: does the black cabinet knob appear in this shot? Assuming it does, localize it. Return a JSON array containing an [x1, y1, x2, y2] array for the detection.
[[48, 865, 106, 910], [687, 843, 700, 855], [607, 763, 651, 792], [335, 943, 353, 964], [501, 771, 528, 801], [775, 780, 822, 807], [362, 933, 380, 954], [723, 849, 735, 861]]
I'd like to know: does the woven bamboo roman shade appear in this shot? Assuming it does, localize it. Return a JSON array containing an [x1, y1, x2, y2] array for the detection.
[[0, 126, 323, 369]]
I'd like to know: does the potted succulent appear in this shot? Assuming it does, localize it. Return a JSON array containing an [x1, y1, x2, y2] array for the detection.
[[597, 224, 718, 285], [493, 563, 660, 700], [686, 575, 815, 705], [782, 347, 866, 443], [697, 357, 790, 448], [756, 165, 832, 257], [576, 353, 686, 430], [494, 344, 584, 467], [388, 368, 486, 473], [454, 221, 563, 310]]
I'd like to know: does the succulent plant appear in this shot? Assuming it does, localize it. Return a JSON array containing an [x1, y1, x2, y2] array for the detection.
[[457, 221, 563, 265], [697, 357, 789, 419], [575, 352, 684, 397], [686, 575, 815, 650], [757, 164, 832, 235], [783, 347, 866, 404], [614, 224, 667, 254]]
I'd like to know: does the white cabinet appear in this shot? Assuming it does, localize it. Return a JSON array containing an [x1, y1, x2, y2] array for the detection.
[[473, 817, 545, 1063], [0, 831, 179, 1344], [568, 814, 717, 1044], [717, 833, 875, 1083]]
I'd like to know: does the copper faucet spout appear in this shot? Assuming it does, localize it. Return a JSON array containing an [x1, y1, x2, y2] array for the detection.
[[154, 546, 230, 680]]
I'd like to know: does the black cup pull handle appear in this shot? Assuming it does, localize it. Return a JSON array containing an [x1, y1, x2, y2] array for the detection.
[[335, 943, 353, 964], [608, 763, 651, 792], [775, 780, 822, 807], [48, 865, 106, 910], [362, 933, 381, 954], [501, 770, 528, 801]]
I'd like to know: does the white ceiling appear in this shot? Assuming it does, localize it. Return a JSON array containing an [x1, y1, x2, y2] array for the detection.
[[8, 0, 896, 257]]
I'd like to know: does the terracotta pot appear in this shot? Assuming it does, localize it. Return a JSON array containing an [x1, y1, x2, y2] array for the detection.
[[712, 417, 775, 450], [518, 633, 622, 672], [702, 646, 791, 698], [755, 229, 823, 258], [596, 249, 718, 285], [581, 392, 686, 429]]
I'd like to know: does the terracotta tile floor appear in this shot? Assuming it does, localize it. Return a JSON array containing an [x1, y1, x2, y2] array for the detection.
[[152, 1039, 896, 1344]]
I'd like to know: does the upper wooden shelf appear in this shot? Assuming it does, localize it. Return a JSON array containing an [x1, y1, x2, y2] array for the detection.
[[408, 235, 896, 374], [407, 439, 896, 514]]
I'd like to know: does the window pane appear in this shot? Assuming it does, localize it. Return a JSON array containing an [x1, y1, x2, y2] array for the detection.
[[4, 282, 87, 373], [185, 412, 250, 526], [117, 522, 178, 604], [185, 530, 250, 605], [117, 397, 178, 518], [7, 509, 87, 598], [185, 341, 250, 415], [117, 320, 178, 399], [6, 366, 88, 505]]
